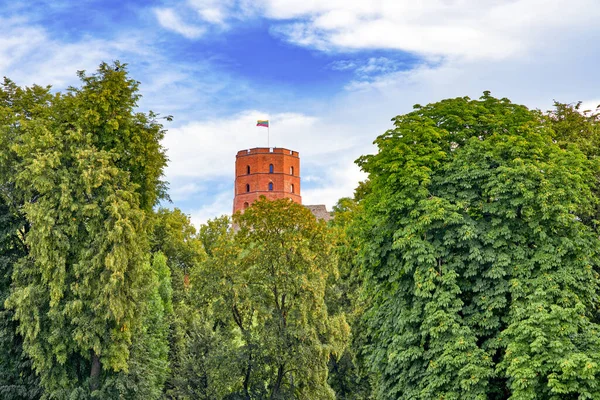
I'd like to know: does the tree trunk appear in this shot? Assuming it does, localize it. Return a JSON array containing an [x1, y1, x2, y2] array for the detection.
[[90, 351, 101, 392], [243, 349, 252, 400], [271, 364, 285, 399]]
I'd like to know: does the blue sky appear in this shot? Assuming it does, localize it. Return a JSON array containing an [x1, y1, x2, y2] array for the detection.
[[3, 0, 600, 226]]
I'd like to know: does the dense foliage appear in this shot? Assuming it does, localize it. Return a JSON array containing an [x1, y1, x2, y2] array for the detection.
[[3, 64, 600, 400], [357, 93, 600, 399], [0, 62, 169, 398], [177, 198, 349, 399]]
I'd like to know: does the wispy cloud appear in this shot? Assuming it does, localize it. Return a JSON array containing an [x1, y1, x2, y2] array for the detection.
[[187, 190, 233, 227], [0, 16, 122, 87], [330, 57, 402, 77], [264, 0, 600, 61], [153, 0, 261, 39], [4, 0, 600, 228], [154, 8, 206, 39]]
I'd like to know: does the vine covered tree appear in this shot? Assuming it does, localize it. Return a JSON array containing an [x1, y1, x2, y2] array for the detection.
[[357, 93, 600, 399]]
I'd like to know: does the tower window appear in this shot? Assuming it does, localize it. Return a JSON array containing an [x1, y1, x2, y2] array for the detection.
[[290, 166, 294, 175], [269, 164, 274, 174], [244, 202, 249, 209], [246, 184, 250, 192], [291, 184, 294, 193], [268, 182, 273, 191], [246, 165, 250, 174]]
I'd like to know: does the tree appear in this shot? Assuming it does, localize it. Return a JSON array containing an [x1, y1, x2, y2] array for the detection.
[[149, 208, 207, 398], [150, 208, 205, 302], [546, 101, 600, 159], [1, 62, 168, 398], [356, 93, 600, 399], [0, 197, 41, 399], [0, 78, 54, 399], [98, 252, 173, 399], [191, 198, 349, 399], [326, 196, 373, 400]]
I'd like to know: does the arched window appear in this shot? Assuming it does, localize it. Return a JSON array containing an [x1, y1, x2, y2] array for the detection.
[[291, 184, 294, 193], [269, 164, 274, 174], [268, 182, 273, 191], [290, 166, 294, 175], [243, 202, 249, 209], [246, 165, 250, 174], [246, 184, 250, 192]]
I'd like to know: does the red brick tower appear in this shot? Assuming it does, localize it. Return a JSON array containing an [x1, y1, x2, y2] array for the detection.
[[233, 147, 301, 213]]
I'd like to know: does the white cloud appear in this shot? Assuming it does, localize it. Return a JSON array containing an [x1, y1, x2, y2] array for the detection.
[[578, 100, 600, 114], [187, 190, 233, 227], [154, 8, 206, 38], [302, 163, 367, 209], [5, 1, 600, 226], [163, 111, 323, 180], [154, 0, 262, 37], [329, 60, 357, 71], [169, 183, 203, 201], [355, 58, 398, 76], [329, 57, 400, 77], [265, 0, 600, 61], [155, 0, 600, 63], [0, 17, 118, 87], [187, 0, 241, 25]]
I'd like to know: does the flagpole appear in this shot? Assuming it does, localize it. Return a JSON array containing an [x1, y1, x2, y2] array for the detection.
[[268, 123, 270, 148]]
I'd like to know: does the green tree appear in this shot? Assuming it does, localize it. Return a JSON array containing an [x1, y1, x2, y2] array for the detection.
[[546, 101, 600, 159], [191, 198, 349, 399], [149, 208, 208, 399], [0, 197, 42, 399], [0, 77, 55, 399], [327, 196, 373, 400], [357, 93, 600, 399], [99, 252, 173, 399], [1, 62, 168, 398], [171, 214, 241, 400], [150, 208, 205, 302]]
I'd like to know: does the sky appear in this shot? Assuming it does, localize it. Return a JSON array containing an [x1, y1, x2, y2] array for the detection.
[[2, 0, 600, 227]]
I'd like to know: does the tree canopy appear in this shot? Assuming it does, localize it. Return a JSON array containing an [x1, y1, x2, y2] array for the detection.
[[356, 93, 600, 399], [0, 62, 169, 398], [3, 62, 600, 400], [186, 198, 349, 399]]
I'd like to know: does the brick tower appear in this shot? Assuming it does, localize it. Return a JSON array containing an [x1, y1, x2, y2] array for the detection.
[[233, 147, 301, 213]]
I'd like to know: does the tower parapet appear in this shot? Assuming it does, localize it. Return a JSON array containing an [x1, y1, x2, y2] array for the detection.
[[233, 147, 301, 213]]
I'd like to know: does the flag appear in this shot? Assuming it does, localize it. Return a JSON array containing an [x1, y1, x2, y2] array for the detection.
[[257, 120, 269, 128]]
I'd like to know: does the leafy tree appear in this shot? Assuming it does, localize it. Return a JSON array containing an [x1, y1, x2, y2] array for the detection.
[[150, 208, 205, 301], [356, 93, 600, 399], [326, 197, 372, 400], [61, 63, 169, 210], [0, 197, 41, 399], [1, 62, 168, 398], [0, 78, 55, 399], [546, 101, 600, 159], [99, 252, 172, 399], [149, 208, 208, 399], [190, 198, 349, 399]]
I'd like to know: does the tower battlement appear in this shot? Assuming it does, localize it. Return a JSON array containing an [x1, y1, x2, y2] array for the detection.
[[236, 147, 299, 157]]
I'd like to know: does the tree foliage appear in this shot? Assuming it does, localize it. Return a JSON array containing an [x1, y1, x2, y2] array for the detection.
[[0, 197, 41, 399], [327, 196, 373, 400], [0, 62, 169, 398], [357, 93, 600, 399], [149, 208, 207, 399], [184, 198, 349, 399], [7, 62, 600, 400]]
